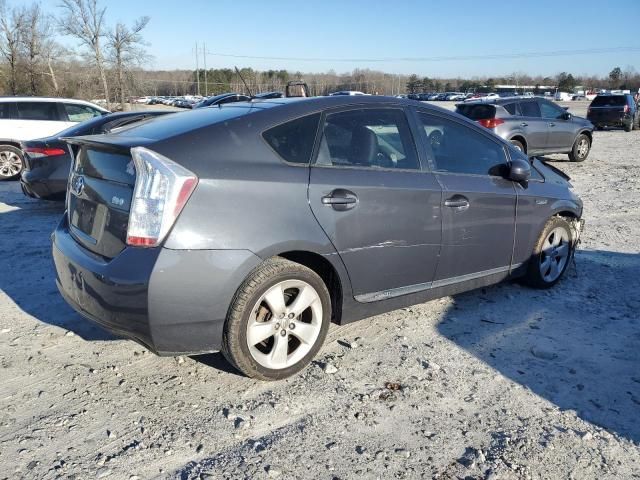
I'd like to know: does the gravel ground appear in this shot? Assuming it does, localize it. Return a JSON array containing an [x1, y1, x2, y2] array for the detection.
[[1, 101, 639, 480]]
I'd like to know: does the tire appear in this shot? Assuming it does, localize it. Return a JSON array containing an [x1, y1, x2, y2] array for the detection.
[[510, 139, 525, 153], [0, 145, 24, 180], [567, 133, 591, 162], [222, 257, 331, 380], [624, 122, 632, 132], [522, 216, 574, 289]]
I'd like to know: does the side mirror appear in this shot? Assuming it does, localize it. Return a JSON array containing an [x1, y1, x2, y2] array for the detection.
[[509, 158, 531, 182], [562, 112, 572, 120]]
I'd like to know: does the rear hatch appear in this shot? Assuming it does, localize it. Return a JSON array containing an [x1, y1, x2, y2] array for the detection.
[[66, 144, 135, 259], [587, 96, 628, 122]]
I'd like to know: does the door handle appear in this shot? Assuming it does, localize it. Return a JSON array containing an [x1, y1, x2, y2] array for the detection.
[[322, 189, 358, 211], [444, 195, 469, 209], [520, 122, 528, 127], [548, 122, 556, 127]]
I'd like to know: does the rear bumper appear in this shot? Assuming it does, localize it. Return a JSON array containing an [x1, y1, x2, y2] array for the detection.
[[587, 113, 632, 127], [52, 216, 262, 355], [20, 156, 69, 199]]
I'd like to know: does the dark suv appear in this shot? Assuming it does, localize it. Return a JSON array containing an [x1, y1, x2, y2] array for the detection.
[[587, 94, 639, 132], [456, 97, 594, 162], [52, 96, 583, 380]]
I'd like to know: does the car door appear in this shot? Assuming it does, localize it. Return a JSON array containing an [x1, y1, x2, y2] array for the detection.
[[308, 106, 442, 300], [516, 100, 548, 153], [15, 101, 66, 140], [538, 99, 575, 150], [414, 109, 516, 284], [0, 102, 18, 139]]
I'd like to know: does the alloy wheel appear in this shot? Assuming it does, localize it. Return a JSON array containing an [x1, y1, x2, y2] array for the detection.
[[576, 138, 589, 158], [246, 280, 322, 370], [539, 227, 570, 283], [0, 150, 22, 178]]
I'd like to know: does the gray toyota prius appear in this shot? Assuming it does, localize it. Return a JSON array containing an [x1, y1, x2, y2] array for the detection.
[[52, 96, 583, 380]]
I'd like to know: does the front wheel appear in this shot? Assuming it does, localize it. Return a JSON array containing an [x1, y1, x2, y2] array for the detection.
[[222, 257, 331, 380], [568, 134, 590, 162], [0, 145, 24, 180], [522, 216, 574, 289]]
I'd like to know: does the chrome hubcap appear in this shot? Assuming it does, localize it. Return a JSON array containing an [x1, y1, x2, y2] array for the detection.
[[539, 227, 570, 282], [246, 280, 322, 370], [0, 150, 22, 178], [577, 139, 589, 158]]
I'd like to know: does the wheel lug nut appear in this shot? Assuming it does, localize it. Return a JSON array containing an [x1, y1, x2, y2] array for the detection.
[[279, 313, 285, 319], [288, 313, 295, 319], [275, 323, 280, 329], [289, 323, 295, 329], [280, 330, 286, 336]]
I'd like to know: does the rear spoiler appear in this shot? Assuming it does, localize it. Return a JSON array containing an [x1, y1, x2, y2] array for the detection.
[[60, 135, 154, 153]]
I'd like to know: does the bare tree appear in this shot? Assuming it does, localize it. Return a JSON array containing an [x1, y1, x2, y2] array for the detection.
[[0, 1, 25, 95], [20, 3, 55, 95], [108, 16, 149, 111], [59, 0, 110, 107]]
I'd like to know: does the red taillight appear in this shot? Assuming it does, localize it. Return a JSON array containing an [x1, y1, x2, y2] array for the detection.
[[24, 147, 66, 157], [623, 105, 630, 113], [126, 147, 198, 248], [477, 118, 505, 129]]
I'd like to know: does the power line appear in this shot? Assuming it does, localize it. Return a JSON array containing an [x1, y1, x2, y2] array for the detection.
[[202, 46, 640, 63]]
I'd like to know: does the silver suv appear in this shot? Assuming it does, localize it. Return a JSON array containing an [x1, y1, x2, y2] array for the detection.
[[456, 97, 594, 162]]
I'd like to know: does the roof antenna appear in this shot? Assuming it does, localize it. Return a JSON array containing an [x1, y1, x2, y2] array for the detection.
[[235, 66, 254, 99]]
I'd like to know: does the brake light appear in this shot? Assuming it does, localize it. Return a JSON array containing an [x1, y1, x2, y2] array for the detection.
[[476, 118, 505, 129], [24, 147, 66, 157], [126, 147, 198, 247], [623, 105, 630, 113]]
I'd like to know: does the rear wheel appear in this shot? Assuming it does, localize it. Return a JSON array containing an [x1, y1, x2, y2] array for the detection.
[[568, 133, 590, 162], [624, 121, 633, 132], [222, 257, 331, 380], [0, 145, 24, 180], [510, 139, 525, 153], [522, 216, 574, 289]]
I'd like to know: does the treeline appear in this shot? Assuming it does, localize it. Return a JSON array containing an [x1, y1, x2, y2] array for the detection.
[[0, 0, 149, 110]]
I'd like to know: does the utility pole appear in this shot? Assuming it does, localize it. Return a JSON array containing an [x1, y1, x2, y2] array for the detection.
[[195, 42, 200, 96], [203, 42, 208, 96]]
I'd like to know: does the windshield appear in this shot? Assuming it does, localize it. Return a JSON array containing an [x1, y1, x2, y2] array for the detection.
[[591, 96, 626, 107], [53, 115, 111, 137]]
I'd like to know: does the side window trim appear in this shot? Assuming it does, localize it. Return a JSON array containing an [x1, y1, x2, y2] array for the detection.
[[414, 108, 510, 178], [311, 105, 422, 172]]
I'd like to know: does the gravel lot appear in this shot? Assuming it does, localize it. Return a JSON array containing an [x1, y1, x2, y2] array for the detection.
[[1, 101, 639, 480]]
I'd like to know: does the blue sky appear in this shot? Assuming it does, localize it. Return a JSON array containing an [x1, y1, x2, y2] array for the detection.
[[37, 0, 639, 77]]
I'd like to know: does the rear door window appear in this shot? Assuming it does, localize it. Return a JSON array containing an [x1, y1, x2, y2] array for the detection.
[[518, 101, 541, 118], [16, 102, 60, 121], [64, 103, 103, 122], [263, 113, 321, 164], [315, 108, 419, 170]]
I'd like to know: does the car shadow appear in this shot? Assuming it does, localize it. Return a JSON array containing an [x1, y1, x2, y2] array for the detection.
[[190, 352, 242, 376], [437, 249, 640, 443], [0, 184, 116, 341]]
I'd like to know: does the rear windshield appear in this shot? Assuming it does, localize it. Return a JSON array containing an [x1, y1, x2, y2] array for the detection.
[[455, 104, 496, 120], [77, 148, 135, 185], [115, 105, 253, 140], [590, 95, 627, 107]]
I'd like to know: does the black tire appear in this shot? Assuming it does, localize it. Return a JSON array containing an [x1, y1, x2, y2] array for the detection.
[[624, 122, 632, 132], [567, 133, 591, 162], [510, 139, 525, 153], [522, 216, 574, 289], [221, 257, 331, 381], [0, 144, 24, 180]]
